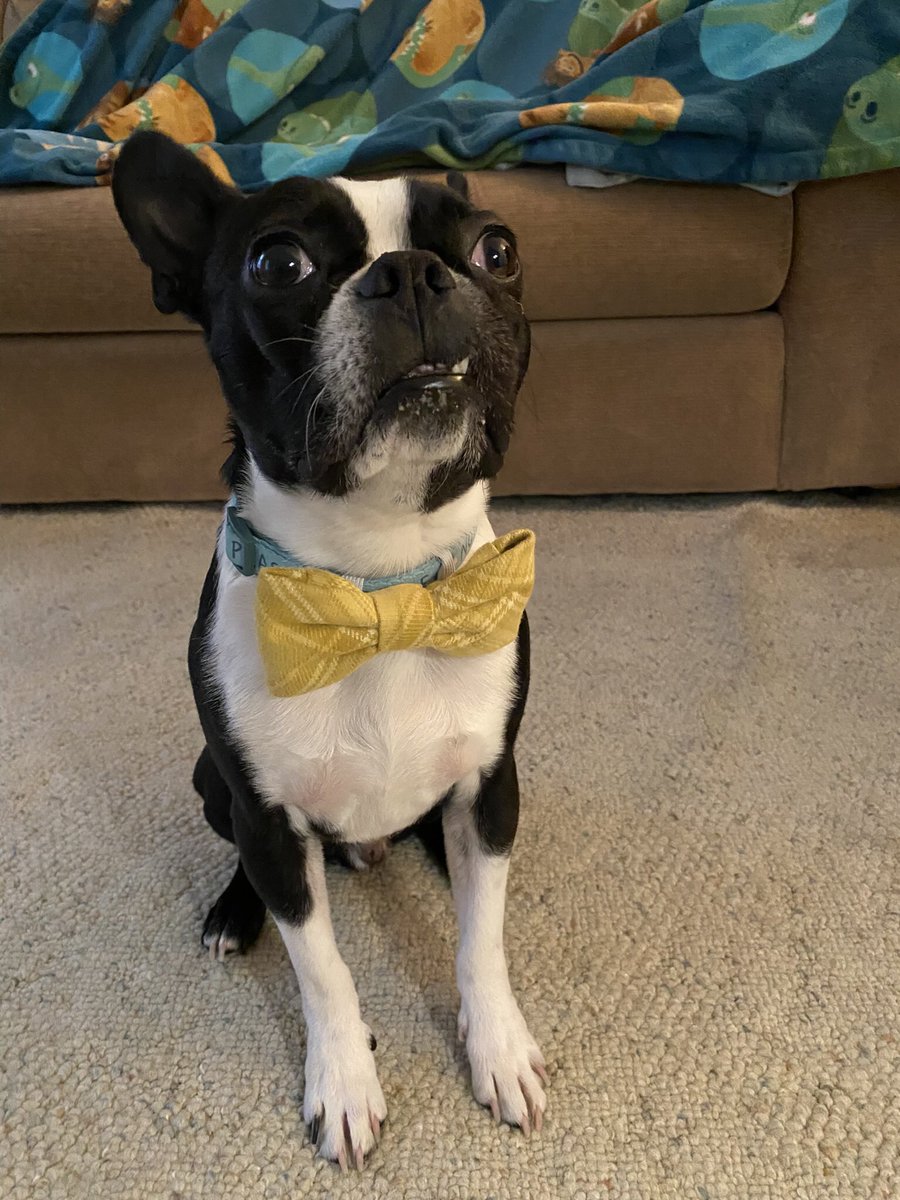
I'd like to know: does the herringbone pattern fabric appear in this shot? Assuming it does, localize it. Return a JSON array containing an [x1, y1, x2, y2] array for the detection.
[[256, 529, 535, 696]]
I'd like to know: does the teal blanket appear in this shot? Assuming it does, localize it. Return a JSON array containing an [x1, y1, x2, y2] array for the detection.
[[1, 0, 899, 189]]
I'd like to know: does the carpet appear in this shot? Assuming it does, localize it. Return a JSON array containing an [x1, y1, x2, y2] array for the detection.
[[2, 495, 898, 1200]]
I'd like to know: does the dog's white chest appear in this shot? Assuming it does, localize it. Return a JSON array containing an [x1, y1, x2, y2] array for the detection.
[[212, 566, 516, 843]]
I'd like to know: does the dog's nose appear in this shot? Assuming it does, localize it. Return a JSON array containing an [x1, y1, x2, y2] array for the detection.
[[355, 250, 455, 305]]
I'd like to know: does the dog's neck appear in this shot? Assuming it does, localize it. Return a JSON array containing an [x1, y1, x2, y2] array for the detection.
[[235, 457, 491, 579]]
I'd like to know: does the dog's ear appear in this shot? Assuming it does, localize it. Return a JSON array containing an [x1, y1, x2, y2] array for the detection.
[[445, 170, 469, 200], [112, 131, 234, 321]]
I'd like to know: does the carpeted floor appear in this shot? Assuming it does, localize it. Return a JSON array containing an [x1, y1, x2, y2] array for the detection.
[[2, 495, 899, 1200]]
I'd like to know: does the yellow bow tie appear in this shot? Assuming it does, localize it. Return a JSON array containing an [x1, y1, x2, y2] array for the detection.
[[255, 529, 535, 696]]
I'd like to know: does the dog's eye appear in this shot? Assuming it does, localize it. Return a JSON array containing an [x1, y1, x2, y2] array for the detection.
[[470, 230, 519, 281], [248, 237, 314, 287]]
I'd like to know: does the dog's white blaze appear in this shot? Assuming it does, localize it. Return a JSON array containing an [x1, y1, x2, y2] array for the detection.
[[211, 466, 517, 845], [332, 177, 411, 261], [276, 840, 386, 1162]]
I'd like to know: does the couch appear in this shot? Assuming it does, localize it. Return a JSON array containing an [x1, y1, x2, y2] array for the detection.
[[2, 165, 899, 502]]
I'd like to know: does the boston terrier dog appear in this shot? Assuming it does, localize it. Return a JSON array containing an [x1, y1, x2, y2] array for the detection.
[[112, 131, 546, 1169]]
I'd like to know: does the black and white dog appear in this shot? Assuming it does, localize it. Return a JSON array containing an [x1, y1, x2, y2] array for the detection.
[[113, 131, 545, 1168]]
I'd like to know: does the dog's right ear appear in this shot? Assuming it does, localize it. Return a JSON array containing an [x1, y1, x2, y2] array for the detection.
[[112, 131, 234, 321]]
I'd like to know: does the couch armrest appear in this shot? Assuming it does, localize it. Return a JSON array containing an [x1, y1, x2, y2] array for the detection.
[[779, 170, 900, 490]]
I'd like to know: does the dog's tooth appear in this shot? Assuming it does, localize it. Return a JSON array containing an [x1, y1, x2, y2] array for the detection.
[[401, 359, 470, 381]]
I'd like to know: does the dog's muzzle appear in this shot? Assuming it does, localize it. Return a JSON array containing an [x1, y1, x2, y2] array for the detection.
[[355, 250, 475, 427]]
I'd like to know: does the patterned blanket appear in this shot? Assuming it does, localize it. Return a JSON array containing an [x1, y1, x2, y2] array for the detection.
[[1, 0, 899, 189]]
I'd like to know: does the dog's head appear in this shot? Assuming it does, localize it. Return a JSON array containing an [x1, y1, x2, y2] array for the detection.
[[112, 132, 529, 510]]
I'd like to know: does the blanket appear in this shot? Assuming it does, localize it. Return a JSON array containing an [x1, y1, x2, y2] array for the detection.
[[1, 0, 899, 189]]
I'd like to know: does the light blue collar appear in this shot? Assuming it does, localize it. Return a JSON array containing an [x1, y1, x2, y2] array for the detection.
[[224, 501, 476, 592]]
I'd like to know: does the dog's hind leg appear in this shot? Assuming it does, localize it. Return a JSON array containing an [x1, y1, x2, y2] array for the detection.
[[193, 743, 236, 843], [193, 745, 267, 956], [202, 860, 267, 959]]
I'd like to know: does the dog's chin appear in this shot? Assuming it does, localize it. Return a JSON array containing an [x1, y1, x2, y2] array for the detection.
[[347, 372, 478, 484], [352, 415, 475, 486]]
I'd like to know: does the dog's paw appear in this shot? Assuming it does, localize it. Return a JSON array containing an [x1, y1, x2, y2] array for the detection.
[[201, 886, 265, 961], [459, 995, 547, 1134], [304, 1024, 386, 1170]]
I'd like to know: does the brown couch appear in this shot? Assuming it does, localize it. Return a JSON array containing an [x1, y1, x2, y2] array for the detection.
[[2, 166, 899, 502]]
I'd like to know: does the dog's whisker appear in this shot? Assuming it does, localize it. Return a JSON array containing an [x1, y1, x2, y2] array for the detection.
[[284, 369, 322, 432], [273, 363, 320, 405], [287, 366, 321, 413], [304, 384, 327, 465], [263, 334, 318, 348]]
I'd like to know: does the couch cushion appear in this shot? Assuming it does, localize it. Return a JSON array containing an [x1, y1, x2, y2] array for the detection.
[[0, 168, 791, 335], [503, 312, 784, 494], [0, 314, 783, 502]]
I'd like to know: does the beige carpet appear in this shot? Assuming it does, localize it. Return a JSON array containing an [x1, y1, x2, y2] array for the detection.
[[2, 495, 899, 1200]]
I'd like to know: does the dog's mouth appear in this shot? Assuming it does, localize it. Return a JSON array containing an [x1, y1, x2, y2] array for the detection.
[[354, 355, 477, 471], [372, 356, 475, 440], [377, 357, 471, 405]]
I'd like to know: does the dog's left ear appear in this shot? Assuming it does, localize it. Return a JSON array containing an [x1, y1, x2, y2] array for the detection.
[[445, 170, 469, 200], [112, 130, 235, 322]]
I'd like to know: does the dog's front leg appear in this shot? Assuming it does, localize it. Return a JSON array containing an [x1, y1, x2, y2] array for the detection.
[[234, 803, 386, 1169], [443, 752, 547, 1133]]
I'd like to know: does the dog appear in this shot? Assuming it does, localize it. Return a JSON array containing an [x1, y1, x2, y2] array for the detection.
[[112, 130, 546, 1169]]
